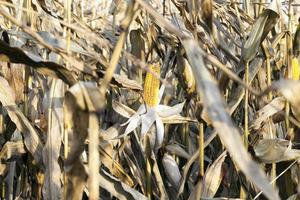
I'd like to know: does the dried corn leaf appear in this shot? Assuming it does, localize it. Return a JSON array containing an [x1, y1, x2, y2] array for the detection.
[[228, 57, 263, 114], [254, 139, 300, 163], [112, 100, 135, 118], [0, 40, 76, 85], [42, 79, 64, 200], [150, 150, 169, 199], [165, 144, 191, 159], [0, 141, 26, 175], [99, 169, 148, 200], [182, 38, 279, 200], [287, 194, 298, 200], [0, 76, 43, 165], [201, 151, 226, 198], [7, 31, 92, 56], [272, 80, 300, 121], [99, 139, 134, 186], [122, 152, 146, 193], [112, 73, 143, 90], [200, 0, 213, 31], [162, 154, 181, 189], [239, 0, 279, 65], [251, 97, 285, 130], [1, 62, 24, 104]]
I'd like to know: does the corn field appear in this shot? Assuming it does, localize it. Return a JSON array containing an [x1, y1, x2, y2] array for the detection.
[[0, 0, 300, 199]]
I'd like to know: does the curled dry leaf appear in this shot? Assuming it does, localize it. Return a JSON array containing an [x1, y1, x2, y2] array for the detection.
[[7, 30, 92, 56], [271, 80, 300, 121], [165, 144, 191, 159], [99, 139, 134, 186], [112, 73, 143, 91], [0, 40, 77, 85], [162, 154, 182, 189], [98, 70, 143, 91], [99, 169, 148, 200], [182, 38, 280, 200], [0, 76, 43, 165], [254, 138, 300, 163], [238, 0, 279, 67], [250, 97, 285, 130], [286, 194, 298, 200], [201, 151, 226, 198]]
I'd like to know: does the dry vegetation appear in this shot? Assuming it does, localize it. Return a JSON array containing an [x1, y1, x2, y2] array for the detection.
[[0, 0, 300, 199]]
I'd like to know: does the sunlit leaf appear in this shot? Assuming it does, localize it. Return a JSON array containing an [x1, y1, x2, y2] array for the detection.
[[254, 139, 300, 163], [183, 38, 279, 200], [201, 151, 226, 198]]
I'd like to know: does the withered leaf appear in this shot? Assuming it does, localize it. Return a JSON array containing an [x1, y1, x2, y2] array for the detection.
[[42, 79, 64, 200], [254, 138, 300, 163], [201, 151, 226, 198], [0, 141, 26, 175], [0, 76, 43, 165], [239, 1, 279, 66], [162, 154, 181, 189], [183, 38, 279, 200], [250, 97, 285, 130], [0, 40, 76, 85]]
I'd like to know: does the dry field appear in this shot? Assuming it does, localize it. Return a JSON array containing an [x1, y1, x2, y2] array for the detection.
[[0, 0, 299, 199]]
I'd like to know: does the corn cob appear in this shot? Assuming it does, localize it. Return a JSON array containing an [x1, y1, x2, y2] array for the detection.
[[143, 64, 160, 107]]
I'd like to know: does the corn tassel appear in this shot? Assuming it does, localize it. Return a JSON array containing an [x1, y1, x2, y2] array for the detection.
[[143, 64, 160, 107]]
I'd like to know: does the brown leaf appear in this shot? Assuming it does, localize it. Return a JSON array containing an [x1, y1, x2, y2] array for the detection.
[[64, 81, 104, 199], [183, 38, 280, 200], [42, 79, 64, 200], [99, 138, 134, 187], [165, 144, 191, 159], [201, 0, 213, 31], [250, 97, 285, 130], [201, 151, 226, 198], [0, 76, 43, 165], [0, 141, 26, 175], [0, 40, 77, 85], [113, 73, 143, 91], [99, 169, 148, 200], [271, 80, 300, 121], [254, 138, 300, 163], [239, 1, 279, 66]]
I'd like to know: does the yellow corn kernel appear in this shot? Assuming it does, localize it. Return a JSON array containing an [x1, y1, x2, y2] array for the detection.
[[143, 64, 160, 107], [292, 57, 299, 80]]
